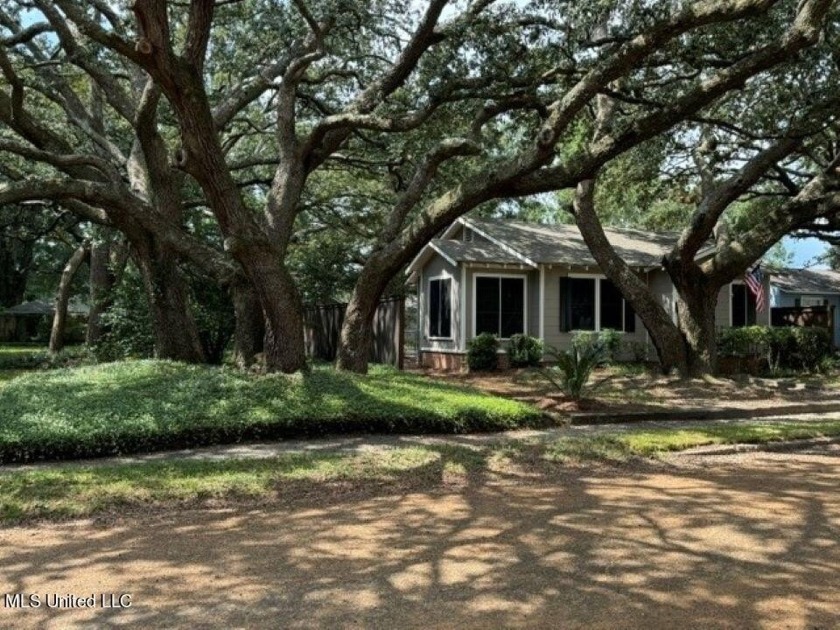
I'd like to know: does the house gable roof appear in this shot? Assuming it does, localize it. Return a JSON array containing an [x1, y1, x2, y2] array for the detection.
[[462, 217, 675, 267], [770, 268, 840, 295], [3, 299, 89, 316], [407, 216, 717, 277], [431, 239, 524, 265]]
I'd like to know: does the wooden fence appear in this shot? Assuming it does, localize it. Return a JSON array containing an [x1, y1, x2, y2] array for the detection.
[[303, 296, 405, 368], [771, 305, 834, 330]]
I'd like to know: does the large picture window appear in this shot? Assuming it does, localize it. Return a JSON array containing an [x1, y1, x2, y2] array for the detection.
[[428, 277, 452, 338], [475, 276, 525, 338], [731, 283, 756, 328], [560, 277, 636, 333]]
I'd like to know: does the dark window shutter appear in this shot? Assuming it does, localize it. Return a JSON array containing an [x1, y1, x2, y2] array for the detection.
[[732, 284, 746, 328], [624, 299, 636, 333], [559, 277, 570, 332], [429, 279, 440, 336]]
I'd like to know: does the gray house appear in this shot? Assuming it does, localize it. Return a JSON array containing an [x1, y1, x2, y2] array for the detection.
[[407, 217, 771, 369], [770, 268, 840, 347]]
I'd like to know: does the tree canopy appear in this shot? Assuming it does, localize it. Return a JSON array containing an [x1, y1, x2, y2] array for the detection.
[[1, 0, 837, 373]]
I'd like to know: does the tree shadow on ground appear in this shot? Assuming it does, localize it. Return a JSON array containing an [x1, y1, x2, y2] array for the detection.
[[1, 448, 838, 629]]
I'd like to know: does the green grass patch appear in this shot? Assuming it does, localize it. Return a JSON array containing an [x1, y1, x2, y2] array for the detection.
[[0, 344, 48, 370], [616, 420, 840, 455], [0, 360, 542, 463], [1, 418, 838, 524], [546, 420, 840, 462], [0, 445, 487, 523]]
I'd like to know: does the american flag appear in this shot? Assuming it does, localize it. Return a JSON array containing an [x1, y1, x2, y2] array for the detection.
[[744, 265, 766, 313]]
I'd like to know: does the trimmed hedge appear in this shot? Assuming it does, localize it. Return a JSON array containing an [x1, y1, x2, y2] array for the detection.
[[717, 325, 832, 372], [0, 360, 543, 464]]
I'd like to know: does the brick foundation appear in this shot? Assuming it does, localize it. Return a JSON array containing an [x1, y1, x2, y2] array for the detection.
[[421, 351, 466, 371], [420, 351, 512, 372]]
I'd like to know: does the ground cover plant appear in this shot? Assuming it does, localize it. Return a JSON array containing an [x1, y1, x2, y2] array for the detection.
[[2, 418, 838, 524], [0, 360, 542, 463]]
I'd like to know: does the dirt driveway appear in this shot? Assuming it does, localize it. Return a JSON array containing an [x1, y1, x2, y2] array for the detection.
[[1, 447, 839, 629]]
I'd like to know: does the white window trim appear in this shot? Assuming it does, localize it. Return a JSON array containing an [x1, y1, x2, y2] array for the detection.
[[427, 273, 454, 341], [460, 266, 467, 351], [472, 272, 528, 340], [566, 273, 630, 332], [800, 295, 826, 307]]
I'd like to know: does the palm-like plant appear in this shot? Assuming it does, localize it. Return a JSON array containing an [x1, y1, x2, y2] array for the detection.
[[540, 340, 609, 401]]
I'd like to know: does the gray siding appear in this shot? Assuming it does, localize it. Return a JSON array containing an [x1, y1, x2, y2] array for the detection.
[[648, 270, 676, 323], [419, 254, 461, 352], [715, 284, 731, 327]]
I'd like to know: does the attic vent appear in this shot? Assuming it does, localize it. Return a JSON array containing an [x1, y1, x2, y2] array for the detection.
[[464, 229, 473, 242]]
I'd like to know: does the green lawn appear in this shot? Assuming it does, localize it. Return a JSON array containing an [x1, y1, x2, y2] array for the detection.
[[546, 420, 840, 462], [0, 360, 542, 463], [2, 419, 838, 524]]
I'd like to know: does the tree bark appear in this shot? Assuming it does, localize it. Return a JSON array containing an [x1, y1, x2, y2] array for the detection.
[[85, 238, 128, 346], [675, 287, 720, 376], [231, 279, 264, 368], [572, 180, 690, 375], [237, 249, 307, 373], [132, 236, 206, 364], [664, 254, 723, 376], [49, 242, 90, 353], [336, 265, 392, 373]]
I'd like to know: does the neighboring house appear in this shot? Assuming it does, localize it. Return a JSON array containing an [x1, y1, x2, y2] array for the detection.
[[770, 268, 840, 347], [407, 217, 771, 369], [0, 299, 89, 343]]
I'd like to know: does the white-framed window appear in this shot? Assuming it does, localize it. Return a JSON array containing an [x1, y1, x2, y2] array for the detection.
[[559, 275, 636, 333], [798, 295, 827, 308], [428, 276, 453, 339], [473, 274, 526, 338]]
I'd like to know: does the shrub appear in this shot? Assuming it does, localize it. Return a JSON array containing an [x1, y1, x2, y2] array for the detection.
[[717, 326, 768, 358], [572, 329, 624, 362], [598, 328, 624, 361], [717, 325, 832, 373], [625, 340, 648, 363], [791, 327, 832, 371], [540, 337, 609, 400], [508, 333, 543, 367], [467, 333, 499, 371]]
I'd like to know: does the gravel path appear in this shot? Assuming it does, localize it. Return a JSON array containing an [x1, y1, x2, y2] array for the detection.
[[1, 444, 838, 629]]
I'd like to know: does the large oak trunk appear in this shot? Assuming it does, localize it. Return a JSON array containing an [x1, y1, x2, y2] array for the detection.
[[336, 265, 392, 374], [231, 280, 264, 368], [665, 256, 720, 377], [239, 251, 307, 373], [133, 237, 206, 363], [572, 180, 690, 376], [675, 286, 720, 376]]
